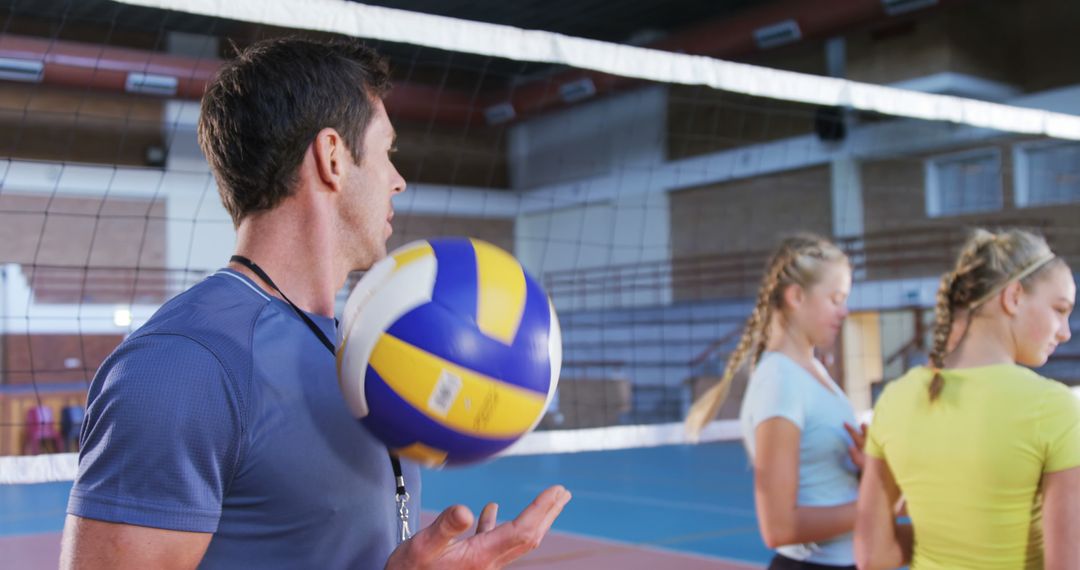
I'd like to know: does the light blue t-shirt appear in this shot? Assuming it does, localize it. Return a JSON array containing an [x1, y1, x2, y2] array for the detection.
[[69, 269, 421, 569], [739, 351, 859, 566]]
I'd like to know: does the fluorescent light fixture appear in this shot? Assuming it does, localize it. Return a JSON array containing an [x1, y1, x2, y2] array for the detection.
[[558, 77, 596, 103], [882, 0, 938, 16], [125, 72, 178, 96], [753, 19, 802, 50], [0, 57, 44, 83], [484, 102, 516, 125]]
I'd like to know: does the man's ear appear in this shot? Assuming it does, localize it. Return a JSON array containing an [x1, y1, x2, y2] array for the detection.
[[312, 127, 346, 192]]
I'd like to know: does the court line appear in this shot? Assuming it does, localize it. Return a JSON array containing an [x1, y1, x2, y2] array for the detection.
[[523, 483, 757, 518], [513, 524, 764, 568]]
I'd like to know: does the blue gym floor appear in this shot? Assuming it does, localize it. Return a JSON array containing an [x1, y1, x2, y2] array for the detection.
[[2, 441, 771, 568]]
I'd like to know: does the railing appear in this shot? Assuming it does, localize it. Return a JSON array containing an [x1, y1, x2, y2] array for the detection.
[[688, 328, 744, 368], [19, 265, 210, 304], [544, 219, 1079, 304], [11, 220, 1077, 308], [552, 325, 747, 427]]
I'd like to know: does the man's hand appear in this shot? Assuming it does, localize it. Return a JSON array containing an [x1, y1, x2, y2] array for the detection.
[[385, 485, 571, 570]]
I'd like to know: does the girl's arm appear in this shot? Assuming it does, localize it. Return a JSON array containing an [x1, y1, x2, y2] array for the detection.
[[1043, 465, 1080, 569], [753, 418, 856, 548], [854, 456, 911, 570]]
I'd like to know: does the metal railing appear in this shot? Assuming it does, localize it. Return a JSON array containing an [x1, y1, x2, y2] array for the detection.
[[21, 265, 210, 304], [543, 219, 1078, 303]]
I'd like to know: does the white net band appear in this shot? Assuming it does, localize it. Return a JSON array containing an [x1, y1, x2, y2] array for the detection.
[[118, 0, 1080, 138]]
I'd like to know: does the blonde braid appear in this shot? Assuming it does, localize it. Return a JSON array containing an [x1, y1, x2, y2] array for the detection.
[[684, 249, 791, 440], [751, 289, 778, 369], [927, 269, 957, 401], [924, 228, 1015, 403]]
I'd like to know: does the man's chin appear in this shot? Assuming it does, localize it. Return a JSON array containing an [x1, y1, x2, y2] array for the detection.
[[352, 249, 388, 273]]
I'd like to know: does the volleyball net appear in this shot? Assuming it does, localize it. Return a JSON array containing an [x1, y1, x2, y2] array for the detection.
[[2, 0, 1079, 484]]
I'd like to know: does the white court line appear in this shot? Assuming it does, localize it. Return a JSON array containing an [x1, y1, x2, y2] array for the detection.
[[523, 483, 757, 519], [536, 524, 764, 567]]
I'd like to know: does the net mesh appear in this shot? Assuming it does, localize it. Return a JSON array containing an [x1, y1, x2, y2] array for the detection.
[[2, 0, 1080, 485]]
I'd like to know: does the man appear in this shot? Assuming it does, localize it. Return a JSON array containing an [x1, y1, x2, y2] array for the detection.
[[61, 37, 570, 569]]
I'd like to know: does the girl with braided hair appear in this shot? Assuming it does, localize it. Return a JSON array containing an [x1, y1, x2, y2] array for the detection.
[[686, 234, 863, 570], [855, 228, 1079, 569]]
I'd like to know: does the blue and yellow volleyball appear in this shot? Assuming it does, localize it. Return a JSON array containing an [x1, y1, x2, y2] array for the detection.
[[336, 237, 562, 467]]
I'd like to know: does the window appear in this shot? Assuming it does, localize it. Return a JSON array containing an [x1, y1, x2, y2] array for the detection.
[[925, 148, 1003, 217], [1014, 140, 1080, 207]]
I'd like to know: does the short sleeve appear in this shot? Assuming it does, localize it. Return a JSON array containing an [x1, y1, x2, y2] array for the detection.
[[68, 334, 242, 533], [864, 420, 885, 459], [744, 355, 804, 430], [1040, 384, 1080, 473]]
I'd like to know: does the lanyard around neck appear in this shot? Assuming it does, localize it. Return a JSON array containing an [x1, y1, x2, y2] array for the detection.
[[229, 255, 411, 541], [230, 255, 334, 352]]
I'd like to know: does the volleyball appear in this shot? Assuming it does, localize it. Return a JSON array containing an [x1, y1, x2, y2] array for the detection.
[[336, 237, 562, 467]]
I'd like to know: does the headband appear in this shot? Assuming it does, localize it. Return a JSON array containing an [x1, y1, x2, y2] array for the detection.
[[967, 252, 1057, 310]]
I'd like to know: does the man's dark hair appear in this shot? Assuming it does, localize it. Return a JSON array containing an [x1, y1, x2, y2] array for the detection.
[[198, 37, 391, 226]]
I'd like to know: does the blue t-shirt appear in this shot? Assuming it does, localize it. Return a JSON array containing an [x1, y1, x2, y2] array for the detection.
[[69, 269, 421, 569], [739, 351, 858, 566]]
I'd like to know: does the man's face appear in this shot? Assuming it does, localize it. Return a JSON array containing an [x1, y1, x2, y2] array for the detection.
[[340, 99, 406, 270]]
